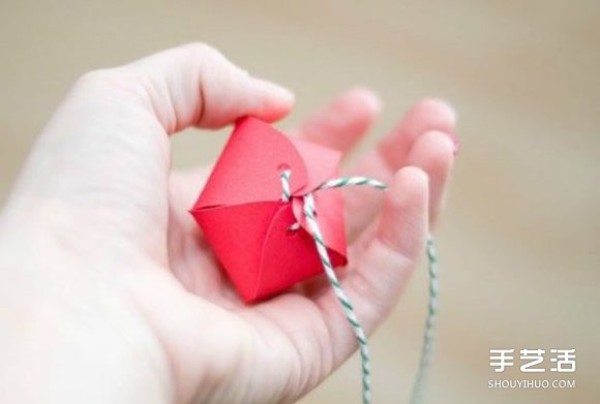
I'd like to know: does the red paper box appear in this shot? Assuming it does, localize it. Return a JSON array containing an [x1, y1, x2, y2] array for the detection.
[[190, 117, 348, 302]]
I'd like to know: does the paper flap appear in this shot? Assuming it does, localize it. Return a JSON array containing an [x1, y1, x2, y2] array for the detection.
[[196, 117, 309, 208], [191, 201, 281, 301], [255, 202, 347, 300], [288, 136, 342, 195]]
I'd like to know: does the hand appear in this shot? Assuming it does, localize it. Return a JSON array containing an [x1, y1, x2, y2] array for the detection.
[[0, 43, 456, 404]]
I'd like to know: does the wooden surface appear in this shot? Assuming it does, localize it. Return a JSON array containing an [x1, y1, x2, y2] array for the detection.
[[1, 1, 598, 403]]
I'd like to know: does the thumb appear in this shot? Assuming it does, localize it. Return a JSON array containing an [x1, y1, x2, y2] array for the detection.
[[124, 43, 295, 132], [2, 43, 293, 246]]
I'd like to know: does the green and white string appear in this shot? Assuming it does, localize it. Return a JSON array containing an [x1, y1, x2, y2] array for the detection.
[[409, 236, 439, 404], [280, 170, 439, 404]]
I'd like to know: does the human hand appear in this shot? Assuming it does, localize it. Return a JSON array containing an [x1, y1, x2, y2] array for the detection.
[[0, 44, 456, 404]]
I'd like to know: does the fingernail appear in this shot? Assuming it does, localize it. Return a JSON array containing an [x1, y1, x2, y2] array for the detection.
[[346, 87, 382, 112], [256, 78, 295, 104], [273, 85, 295, 104], [448, 131, 460, 155]]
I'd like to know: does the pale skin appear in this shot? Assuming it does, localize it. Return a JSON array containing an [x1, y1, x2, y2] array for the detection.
[[0, 44, 457, 404]]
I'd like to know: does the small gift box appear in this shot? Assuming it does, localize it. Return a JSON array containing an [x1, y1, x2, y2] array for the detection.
[[190, 117, 347, 302]]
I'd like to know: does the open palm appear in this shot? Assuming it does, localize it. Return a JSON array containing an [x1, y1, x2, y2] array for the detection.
[[0, 44, 456, 404]]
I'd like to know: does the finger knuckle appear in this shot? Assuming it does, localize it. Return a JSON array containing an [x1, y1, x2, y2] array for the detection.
[[73, 68, 128, 94], [181, 42, 223, 61]]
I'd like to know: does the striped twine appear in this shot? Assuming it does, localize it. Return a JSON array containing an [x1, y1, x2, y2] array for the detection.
[[280, 171, 439, 404], [409, 235, 439, 404]]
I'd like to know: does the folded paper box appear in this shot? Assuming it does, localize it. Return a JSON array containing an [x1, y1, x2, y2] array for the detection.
[[190, 117, 348, 302]]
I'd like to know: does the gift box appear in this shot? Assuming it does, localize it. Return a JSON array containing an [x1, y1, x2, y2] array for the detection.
[[190, 117, 348, 302]]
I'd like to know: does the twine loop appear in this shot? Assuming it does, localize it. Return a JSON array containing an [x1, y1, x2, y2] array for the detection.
[[278, 169, 439, 404]]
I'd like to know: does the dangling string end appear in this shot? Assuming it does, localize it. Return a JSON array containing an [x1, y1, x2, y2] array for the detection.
[[409, 234, 440, 404], [279, 170, 440, 404]]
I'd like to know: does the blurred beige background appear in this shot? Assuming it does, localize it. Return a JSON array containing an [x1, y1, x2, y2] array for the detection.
[[1, 1, 598, 403]]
